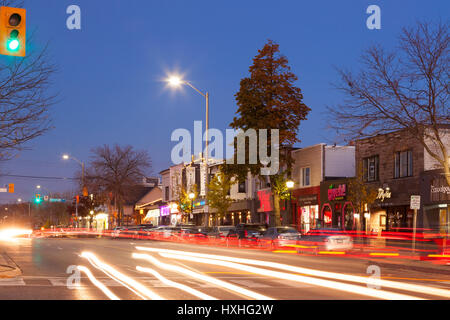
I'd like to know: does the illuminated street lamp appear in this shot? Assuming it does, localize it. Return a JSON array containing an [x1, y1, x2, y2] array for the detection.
[[62, 154, 85, 228], [167, 75, 210, 225]]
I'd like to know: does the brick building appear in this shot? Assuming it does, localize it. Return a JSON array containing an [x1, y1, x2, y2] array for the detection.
[[355, 128, 449, 234]]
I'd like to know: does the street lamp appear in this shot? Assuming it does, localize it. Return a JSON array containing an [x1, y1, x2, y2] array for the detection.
[[62, 154, 85, 228], [62, 154, 85, 190], [167, 75, 210, 225], [286, 180, 295, 226]]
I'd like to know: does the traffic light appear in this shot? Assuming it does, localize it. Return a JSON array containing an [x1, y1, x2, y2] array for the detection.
[[0, 6, 26, 57], [34, 194, 42, 204]]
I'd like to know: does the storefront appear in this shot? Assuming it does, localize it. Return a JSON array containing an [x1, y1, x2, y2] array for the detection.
[[159, 205, 171, 226], [143, 209, 160, 226], [291, 186, 320, 232], [169, 203, 182, 226], [320, 180, 356, 231], [421, 170, 450, 235], [367, 185, 415, 233], [190, 200, 206, 226], [257, 189, 273, 226], [296, 194, 319, 233]]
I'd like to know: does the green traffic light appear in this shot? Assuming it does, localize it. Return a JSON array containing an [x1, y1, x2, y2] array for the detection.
[[34, 198, 41, 204], [7, 39, 19, 51]]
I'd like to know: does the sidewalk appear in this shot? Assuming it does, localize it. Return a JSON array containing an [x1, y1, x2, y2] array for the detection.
[[0, 251, 21, 278]]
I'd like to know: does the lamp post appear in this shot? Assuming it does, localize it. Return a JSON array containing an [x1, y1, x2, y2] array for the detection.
[[189, 192, 195, 224], [286, 180, 294, 226], [62, 154, 85, 228], [167, 76, 210, 226]]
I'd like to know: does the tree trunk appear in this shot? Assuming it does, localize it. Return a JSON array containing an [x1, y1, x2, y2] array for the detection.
[[273, 193, 281, 226]]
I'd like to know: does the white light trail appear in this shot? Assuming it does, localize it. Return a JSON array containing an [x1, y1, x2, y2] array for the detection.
[[136, 266, 217, 300], [136, 247, 450, 299], [158, 252, 422, 300], [77, 266, 120, 300], [81, 251, 164, 300], [132, 253, 273, 300], [0, 228, 32, 242]]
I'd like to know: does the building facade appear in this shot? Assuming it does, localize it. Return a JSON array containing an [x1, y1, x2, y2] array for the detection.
[[291, 144, 355, 233], [355, 128, 449, 234]]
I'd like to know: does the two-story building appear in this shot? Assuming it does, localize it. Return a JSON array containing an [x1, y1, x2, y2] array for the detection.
[[291, 144, 355, 233], [355, 127, 449, 234]]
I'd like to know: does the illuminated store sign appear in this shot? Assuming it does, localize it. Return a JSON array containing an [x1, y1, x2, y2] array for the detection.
[[160, 206, 170, 216], [377, 187, 391, 202], [431, 185, 450, 195], [145, 209, 160, 219], [328, 184, 346, 201]]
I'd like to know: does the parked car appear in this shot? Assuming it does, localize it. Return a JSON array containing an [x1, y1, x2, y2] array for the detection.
[[111, 226, 126, 239], [179, 226, 210, 243], [207, 226, 235, 240], [151, 226, 182, 239], [259, 226, 301, 249], [226, 223, 267, 247], [299, 228, 353, 252]]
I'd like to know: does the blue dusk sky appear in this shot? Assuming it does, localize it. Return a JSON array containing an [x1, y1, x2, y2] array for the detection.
[[0, 0, 448, 203]]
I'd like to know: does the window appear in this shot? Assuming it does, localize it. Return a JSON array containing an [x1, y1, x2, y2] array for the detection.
[[363, 155, 379, 182], [238, 180, 246, 193], [301, 167, 311, 187], [165, 186, 169, 201], [394, 150, 413, 178]]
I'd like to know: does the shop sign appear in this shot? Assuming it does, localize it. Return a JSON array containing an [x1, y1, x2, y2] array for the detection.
[[160, 206, 170, 216], [376, 187, 391, 202], [298, 194, 318, 206], [145, 209, 160, 219], [328, 184, 346, 201], [193, 200, 205, 207], [431, 185, 450, 195]]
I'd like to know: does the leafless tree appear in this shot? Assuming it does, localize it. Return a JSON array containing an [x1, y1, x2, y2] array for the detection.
[[0, 0, 57, 160], [327, 21, 449, 186], [85, 144, 152, 226]]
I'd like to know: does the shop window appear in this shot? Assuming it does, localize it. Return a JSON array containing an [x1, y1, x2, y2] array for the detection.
[[301, 167, 311, 187], [394, 150, 413, 178], [363, 155, 379, 182]]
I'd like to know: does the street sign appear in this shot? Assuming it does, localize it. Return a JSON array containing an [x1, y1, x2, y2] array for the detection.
[[44, 195, 49, 201], [49, 198, 66, 203], [8, 183, 14, 193], [0, 188, 7, 192], [410, 195, 421, 210]]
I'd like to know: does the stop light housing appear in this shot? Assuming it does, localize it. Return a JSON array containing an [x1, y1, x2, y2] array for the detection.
[[0, 6, 26, 57], [34, 194, 42, 204]]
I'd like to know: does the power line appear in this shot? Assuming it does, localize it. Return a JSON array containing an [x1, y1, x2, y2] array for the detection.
[[0, 174, 78, 180]]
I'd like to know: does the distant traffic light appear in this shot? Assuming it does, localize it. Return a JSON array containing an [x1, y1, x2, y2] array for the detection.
[[0, 6, 26, 57], [34, 194, 42, 204]]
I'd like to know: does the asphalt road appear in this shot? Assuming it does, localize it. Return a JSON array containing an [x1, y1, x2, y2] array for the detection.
[[0, 237, 449, 300]]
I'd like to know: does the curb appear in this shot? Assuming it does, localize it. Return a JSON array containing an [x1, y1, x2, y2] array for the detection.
[[0, 252, 22, 279], [366, 260, 450, 276]]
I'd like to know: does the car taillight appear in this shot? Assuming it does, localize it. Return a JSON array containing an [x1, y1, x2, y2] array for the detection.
[[244, 230, 248, 237]]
